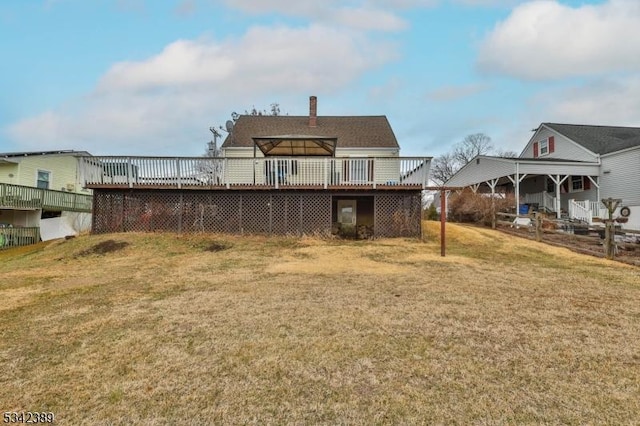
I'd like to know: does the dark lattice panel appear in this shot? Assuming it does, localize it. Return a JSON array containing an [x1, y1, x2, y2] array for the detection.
[[300, 194, 332, 235], [92, 192, 124, 233], [374, 192, 422, 238], [199, 193, 241, 234], [93, 190, 420, 237], [240, 193, 271, 234], [271, 194, 298, 234]]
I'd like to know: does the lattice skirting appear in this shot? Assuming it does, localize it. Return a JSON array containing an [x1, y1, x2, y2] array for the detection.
[[92, 190, 421, 237]]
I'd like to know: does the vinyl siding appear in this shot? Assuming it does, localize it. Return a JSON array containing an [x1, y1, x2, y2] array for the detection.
[[446, 158, 517, 187], [521, 127, 598, 162], [0, 163, 20, 185], [13, 155, 88, 194], [600, 148, 640, 206]]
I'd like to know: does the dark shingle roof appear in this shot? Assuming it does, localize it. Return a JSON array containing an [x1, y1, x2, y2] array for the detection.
[[544, 123, 640, 155], [221, 115, 399, 149]]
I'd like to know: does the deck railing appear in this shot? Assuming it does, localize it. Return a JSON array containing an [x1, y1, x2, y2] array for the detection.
[[79, 156, 431, 190], [0, 183, 93, 212], [0, 227, 40, 249]]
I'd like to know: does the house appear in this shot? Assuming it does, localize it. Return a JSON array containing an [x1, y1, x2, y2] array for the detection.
[[80, 96, 431, 238], [0, 150, 94, 248], [445, 123, 640, 229]]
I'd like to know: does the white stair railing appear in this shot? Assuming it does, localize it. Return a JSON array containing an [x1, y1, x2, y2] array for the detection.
[[568, 199, 592, 224]]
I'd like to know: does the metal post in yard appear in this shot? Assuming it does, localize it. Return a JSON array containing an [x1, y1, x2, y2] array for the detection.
[[440, 189, 446, 257], [535, 212, 542, 242]]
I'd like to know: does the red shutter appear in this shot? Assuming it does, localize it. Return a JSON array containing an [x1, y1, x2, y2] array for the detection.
[[549, 136, 555, 153], [533, 142, 539, 158], [584, 177, 591, 190]]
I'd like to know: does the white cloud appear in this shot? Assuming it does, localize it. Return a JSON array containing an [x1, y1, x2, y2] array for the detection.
[[477, 0, 640, 80], [7, 25, 397, 155], [220, 0, 422, 32], [332, 7, 408, 31], [541, 76, 640, 126]]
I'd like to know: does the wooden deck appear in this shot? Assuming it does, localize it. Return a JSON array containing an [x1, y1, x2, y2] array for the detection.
[[79, 156, 431, 191], [0, 183, 93, 212]]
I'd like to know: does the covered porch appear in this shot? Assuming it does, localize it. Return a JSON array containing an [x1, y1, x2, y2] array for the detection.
[[446, 157, 603, 223]]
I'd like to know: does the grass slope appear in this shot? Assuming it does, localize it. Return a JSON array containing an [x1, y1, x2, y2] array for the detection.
[[1, 222, 639, 424]]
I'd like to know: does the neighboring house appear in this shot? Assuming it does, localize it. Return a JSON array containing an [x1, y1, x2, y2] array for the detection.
[[80, 96, 431, 238], [0, 150, 94, 248], [445, 123, 640, 229]]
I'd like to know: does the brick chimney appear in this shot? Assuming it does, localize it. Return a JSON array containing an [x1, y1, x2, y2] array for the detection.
[[309, 95, 317, 127]]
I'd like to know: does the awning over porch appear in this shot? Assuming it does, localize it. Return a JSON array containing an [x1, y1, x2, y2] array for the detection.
[[252, 135, 338, 156], [445, 156, 602, 218]]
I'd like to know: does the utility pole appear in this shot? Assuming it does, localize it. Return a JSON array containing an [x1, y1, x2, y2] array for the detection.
[[208, 127, 222, 157]]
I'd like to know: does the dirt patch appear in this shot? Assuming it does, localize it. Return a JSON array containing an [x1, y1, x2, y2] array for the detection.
[[202, 241, 231, 252], [77, 240, 129, 257]]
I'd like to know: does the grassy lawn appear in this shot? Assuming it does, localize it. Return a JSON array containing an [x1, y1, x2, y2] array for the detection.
[[1, 222, 639, 424]]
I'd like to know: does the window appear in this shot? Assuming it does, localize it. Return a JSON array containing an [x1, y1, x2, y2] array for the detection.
[[37, 170, 50, 189], [570, 175, 583, 192], [539, 139, 549, 156], [534, 136, 554, 158]]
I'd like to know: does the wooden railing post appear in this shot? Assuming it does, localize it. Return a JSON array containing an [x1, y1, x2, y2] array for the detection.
[[176, 158, 182, 189], [127, 157, 133, 188], [324, 157, 328, 189]]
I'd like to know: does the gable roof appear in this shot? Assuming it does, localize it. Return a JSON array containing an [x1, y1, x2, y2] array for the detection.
[[544, 123, 640, 155], [221, 115, 399, 150]]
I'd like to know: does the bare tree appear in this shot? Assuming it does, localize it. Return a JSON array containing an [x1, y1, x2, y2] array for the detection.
[[431, 152, 459, 186], [495, 149, 519, 158], [452, 133, 494, 164]]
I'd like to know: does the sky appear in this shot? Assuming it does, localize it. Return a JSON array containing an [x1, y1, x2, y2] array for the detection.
[[1, 0, 640, 157]]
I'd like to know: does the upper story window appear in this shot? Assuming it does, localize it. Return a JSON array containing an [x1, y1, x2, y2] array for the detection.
[[37, 170, 51, 189], [539, 139, 549, 156], [533, 136, 555, 158]]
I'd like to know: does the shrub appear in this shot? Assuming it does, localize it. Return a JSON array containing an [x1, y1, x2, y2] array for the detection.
[[448, 189, 515, 226]]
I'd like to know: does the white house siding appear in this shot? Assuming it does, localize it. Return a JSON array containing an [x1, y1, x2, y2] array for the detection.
[[447, 158, 519, 188], [520, 126, 598, 162], [222, 147, 401, 186], [600, 148, 640, 207]]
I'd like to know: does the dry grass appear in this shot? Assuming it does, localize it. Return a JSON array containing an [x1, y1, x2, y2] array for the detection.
[[1, 222, 640, 424]]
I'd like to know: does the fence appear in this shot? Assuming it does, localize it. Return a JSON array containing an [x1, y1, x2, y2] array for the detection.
[[91, 189, 422, 238], [0, 183, 92, 212], [0, 227, 40, 250], [79, 156, 431, 190], [495, 211, 640, 261]]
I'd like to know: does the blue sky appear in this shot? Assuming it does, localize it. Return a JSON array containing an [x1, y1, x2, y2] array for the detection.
[[2, 0, 639, 157]]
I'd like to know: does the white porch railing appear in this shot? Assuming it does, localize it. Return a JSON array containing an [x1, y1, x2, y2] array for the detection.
[[79, 156, 431, 190], [523, 191, 557, 212], [568, 199, 593, 224]]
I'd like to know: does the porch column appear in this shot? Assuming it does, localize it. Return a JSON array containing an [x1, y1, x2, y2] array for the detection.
[[547, 174, 569, 219], [587, 175, 600, 214], [487, 178, 499, 229], [507, 163, 528, 216]]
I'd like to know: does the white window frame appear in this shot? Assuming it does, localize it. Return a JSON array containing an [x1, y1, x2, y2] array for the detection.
[[36, 169, 52, 190], [570, 175, 583, 193], [539, 138, 549, 156]]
